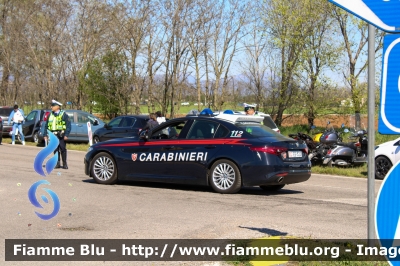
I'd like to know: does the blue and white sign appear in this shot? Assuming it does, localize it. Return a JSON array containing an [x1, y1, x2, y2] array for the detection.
[[328, 0, 400, 33], [376, 161, 400, 265], [379, 34, 400, 134]]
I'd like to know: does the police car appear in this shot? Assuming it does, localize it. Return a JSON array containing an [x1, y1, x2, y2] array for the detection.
[[84, 109, 311, 193]]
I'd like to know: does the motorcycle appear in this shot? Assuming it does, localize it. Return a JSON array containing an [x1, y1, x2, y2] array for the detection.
[[322, 129, 368, 167], [288, 122, 345, 164]]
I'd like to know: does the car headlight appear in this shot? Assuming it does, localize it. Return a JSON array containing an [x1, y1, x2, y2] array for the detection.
[[87, 147, 93, 152], [375, 146, 379, 150]]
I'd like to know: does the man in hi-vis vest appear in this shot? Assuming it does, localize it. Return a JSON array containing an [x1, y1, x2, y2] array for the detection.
[[43, 100, 71, 169]]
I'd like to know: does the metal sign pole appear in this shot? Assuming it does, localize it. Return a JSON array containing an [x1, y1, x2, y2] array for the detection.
[[367, 23, 375, 246]]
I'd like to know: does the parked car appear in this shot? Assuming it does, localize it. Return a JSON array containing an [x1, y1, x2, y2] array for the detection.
[[215, 110, 280, 133], [0, 106, 14, 137], [84, 110, 311, 193], [375, 137, 400, 179], [181, 102, 190, 106], [38, 110, 104, 143], [93, 115, 149, 143], [17, 109, 50, 143]]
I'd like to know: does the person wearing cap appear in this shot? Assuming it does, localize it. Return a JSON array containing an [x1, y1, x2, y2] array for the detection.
[[43, 100, 71, 169], [8, 104, 26, 145], [244, 104, 257, 116]]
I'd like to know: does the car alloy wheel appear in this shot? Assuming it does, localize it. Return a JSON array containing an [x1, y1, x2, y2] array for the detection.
[[375, 156, 392, 180], [91, 152, 118, 184], [210, 159, 241, 194], [33, 132, 39, 143]]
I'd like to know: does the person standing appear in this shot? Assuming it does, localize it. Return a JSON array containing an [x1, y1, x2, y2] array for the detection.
[[8, 105, 25, 145], [43, 100, 71, 169], [141, 113, 159, 132]]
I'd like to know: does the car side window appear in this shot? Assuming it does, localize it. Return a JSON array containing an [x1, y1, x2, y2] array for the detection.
[[87, 115, 99, 125], [151, 121, 188, 139], [26, 111, 37, 122], [214, 124, 230, 138], [65, 112, 74, 123], [186, 120, 219, 139], [77, 112, 90, 123], [120, 117, 135, 127], [108, 117, 123, 127]]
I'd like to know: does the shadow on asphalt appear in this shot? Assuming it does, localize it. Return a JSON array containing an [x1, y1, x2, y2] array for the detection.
[[81, 178, 304, 196], [238, 226, 288, 236]]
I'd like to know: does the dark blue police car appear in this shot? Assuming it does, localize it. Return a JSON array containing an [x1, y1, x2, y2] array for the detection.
[[84, 109, 311, 193]]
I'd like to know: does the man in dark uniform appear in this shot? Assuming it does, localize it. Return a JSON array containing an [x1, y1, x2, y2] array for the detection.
[[43, 100, 71, 169]]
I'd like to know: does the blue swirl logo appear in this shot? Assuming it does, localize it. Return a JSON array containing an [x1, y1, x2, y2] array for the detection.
[[34, 130, 59, 176], [28, 180, 60, 220]]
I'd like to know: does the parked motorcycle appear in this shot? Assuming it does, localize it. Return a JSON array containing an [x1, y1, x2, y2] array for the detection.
[[288, 122, 345, 164], [322, 129, 368, 167]]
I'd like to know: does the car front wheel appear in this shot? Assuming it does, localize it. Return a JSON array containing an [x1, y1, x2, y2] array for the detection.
[[375, 156, 392, 180], [91, 152, 118, 184], [209, 159, 241, 194], [33, 132, 39, 143]]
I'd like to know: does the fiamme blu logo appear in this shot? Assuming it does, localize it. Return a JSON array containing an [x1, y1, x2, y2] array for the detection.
[[28, 130, 60, 220]]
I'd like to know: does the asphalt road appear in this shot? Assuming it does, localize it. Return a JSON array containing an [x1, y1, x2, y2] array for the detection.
[[0, 143, 383, 265]]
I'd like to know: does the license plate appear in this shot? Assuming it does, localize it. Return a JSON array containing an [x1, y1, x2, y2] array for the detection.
[[288, 151, 302, 158]]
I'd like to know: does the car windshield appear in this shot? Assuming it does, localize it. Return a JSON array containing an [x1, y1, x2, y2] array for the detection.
[[235, 122, 281, 137], [0, 108, 12, 116]]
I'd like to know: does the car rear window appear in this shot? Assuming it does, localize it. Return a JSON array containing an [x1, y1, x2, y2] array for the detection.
[[235, 123, 281, 137], [262, 116, 278, 129], [0, 108, 13, 116]]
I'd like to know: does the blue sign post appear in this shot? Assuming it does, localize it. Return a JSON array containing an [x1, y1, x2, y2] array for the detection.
[[328, 0, 400, 33], [376, 162, 400, 265], [379, 34, 400, 134]]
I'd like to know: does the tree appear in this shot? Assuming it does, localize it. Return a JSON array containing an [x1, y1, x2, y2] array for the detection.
[[333, 7, 383, 129]]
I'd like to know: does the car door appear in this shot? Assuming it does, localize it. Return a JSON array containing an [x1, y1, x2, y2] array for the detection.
[[65, 111, 77, 139], [118, 119, 191, 181], [22, 111, 37, 138], [101, 117, 124, 141], [110, 117, 137, 139], [171, 119, 229, 185]]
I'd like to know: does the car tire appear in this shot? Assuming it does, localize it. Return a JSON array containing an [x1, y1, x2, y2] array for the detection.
[[93, 136, 100, 144], [91, 152, 118, 184], [259, 184, 285, 191], [33, 132, 39, 143], [375, 156, 392, 180], [209, 159, 241, 194]]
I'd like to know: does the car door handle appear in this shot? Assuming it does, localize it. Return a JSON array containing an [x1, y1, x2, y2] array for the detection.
[[77, 124, 83, 127], [205, 145, 216, 149]]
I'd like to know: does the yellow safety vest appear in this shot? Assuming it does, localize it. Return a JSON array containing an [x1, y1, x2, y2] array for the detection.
[[47, 111, 67, 131]]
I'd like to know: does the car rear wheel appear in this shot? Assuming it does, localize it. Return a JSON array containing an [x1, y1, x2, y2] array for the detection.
[[259, 184, 285, 191], [375, 156, 392, 180], [91, 152, 118, 184], [209, 159, 241, 194], [93, 136, 100, 144], [33, 132, 39, 143]]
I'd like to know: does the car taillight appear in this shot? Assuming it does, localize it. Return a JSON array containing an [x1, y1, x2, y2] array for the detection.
[[250, 146, 288, 156], [277, 129, 280, 133], [355, 142, 361, 147], [327, 149, 332, 155], [0, 117, 2, 122]]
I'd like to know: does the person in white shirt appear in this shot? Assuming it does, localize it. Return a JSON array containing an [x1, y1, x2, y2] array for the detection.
[[8, 105, 25, 145]]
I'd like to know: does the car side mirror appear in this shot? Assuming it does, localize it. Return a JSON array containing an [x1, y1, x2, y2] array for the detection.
[[104, 123, 110, 129], [93, 119, 99, 126], [139, 130, 148, 141]]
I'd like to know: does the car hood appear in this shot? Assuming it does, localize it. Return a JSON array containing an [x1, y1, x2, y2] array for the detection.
[[377, 137, 400, 149]]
